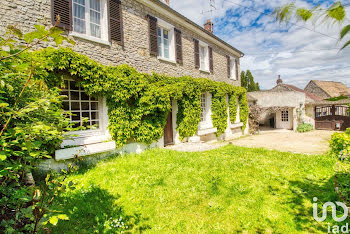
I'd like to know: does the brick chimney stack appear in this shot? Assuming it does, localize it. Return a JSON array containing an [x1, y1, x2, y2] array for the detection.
[[162, 0, 170, 6], [277, 75, 283, 85], [204, 19, 214, 33]]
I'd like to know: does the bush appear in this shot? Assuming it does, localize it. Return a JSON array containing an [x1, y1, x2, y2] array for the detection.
[[296, 123, 313, 133], [330, 129, 350, 160]]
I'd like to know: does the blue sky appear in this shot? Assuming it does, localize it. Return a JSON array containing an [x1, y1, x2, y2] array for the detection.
[[171, 0, 350, 90]]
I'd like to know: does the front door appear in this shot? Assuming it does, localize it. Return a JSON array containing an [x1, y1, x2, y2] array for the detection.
[[164, 111, 174, 146]]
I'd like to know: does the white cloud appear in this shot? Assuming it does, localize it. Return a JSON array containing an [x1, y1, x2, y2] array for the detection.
[[171, 0, 350, 90]]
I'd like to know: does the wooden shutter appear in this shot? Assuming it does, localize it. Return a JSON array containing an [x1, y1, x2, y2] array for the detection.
[[147, 15, 158, 56], [226, 55, 231, 78], [209, 46, 213, 73], [51, 0, 72, 30], [109, 0, 124, 45], [174, 28, 183, 64], [194, 39, 200, 69], [235, 58, 239, 80]]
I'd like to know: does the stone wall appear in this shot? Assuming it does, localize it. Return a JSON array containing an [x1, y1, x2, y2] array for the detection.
[[0, 0, 241, 86], [304, 81, 330, 99]]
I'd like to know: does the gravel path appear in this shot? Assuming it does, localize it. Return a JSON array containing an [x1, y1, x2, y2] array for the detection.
[[230, 129, 334, 155], [166, 129, 334, 154]]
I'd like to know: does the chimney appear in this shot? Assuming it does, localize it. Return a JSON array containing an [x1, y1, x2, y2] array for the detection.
[[276, 75, 283, 85], [161, 0, 170, 6], [204, 19, 214, 33]]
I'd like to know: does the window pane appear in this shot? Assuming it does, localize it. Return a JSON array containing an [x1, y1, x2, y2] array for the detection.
[[72, 112, 81, 121], [163, 29, 169, 59], [62, 101, 69, 111], [82, 112, 90, 118], [73, 1, 86, 34], [91, 102, 98, 110], [71, 102, 80, 111], [91, 111, 99, 120], [70, 91, 80, 100], [62, 91, 69, 100], [157, 27, 162, 57], [90, 24, 101, 38], [70, 81, 79, 90], [89, 0, 100, 11], [81, 102, 90, 110], [200, 47, 206, 69], [81, 91, 89, 100]]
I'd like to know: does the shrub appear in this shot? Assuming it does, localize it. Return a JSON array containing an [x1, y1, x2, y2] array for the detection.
[[330, 129, 350, 160], [296, 123, 313, 133], [0, 23, 75, 233]]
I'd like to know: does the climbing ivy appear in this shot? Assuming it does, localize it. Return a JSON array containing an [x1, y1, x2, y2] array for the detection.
[[40, 48, 248, 146]]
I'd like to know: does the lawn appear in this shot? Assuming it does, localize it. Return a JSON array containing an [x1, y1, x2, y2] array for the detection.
[[52, 145, 340, 233]]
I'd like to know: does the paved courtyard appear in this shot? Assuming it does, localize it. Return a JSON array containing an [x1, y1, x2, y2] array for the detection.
[[230, 129, 334, 155]]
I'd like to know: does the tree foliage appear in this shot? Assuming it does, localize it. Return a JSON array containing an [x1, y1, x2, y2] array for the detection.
[[274, 1, 350, 49], [0, 23, 77, 233], [241, 70, 260, 92]]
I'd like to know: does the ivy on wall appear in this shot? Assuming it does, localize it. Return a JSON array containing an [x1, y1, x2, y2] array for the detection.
[[40, 48, 248, 147]]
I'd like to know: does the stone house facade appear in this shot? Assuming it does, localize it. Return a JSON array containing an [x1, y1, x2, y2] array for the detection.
[[305, 80, 350, 99], [0, 0, 245, 160]]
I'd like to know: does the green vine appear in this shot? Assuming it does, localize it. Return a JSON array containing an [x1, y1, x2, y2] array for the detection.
[[39, 48, 248, 146]]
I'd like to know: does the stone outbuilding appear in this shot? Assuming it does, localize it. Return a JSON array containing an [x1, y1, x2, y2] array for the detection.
[[247, 76, 350, 131]]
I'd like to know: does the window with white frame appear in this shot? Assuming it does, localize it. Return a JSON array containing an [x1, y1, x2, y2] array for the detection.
[[157, 19, 175, 62], [281, 110, 289, 122], [61, 80, 100, 130], [72, 0, 108, 42], [200, 93, 207, 122], [158, 27, 170, 59], [199, 44, 209, 71], [230, 57, 237, 80]]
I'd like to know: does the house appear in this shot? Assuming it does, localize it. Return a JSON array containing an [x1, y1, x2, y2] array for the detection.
[[0, 0, 246, 161], [248, 76, 350, 131], [305, 80, 350, 99]]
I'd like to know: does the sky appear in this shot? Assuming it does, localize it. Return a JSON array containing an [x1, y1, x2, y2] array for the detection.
[[170, 0, 350, 90]]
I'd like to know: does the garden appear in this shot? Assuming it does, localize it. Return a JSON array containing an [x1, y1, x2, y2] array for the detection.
[[1, 22, 350, 233]]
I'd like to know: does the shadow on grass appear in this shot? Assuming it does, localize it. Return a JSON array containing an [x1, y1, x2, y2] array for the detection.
[[286, 176, 349, 233], [51, 186, 150, 233]]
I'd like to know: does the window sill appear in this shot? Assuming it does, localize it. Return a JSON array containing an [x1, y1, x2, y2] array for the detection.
[[158, 57, 176, 64], [70, 32, 111, 46], [230, 77, 238, 81], [230, 122, 243, 129], [55, 141, 116, 161], [62, 131, 110, 147], [197, 127, 217, 136], [199, 68, 211, 74]]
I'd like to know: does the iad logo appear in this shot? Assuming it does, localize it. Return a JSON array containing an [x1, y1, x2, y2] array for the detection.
[[313, 197, 348, 222], [313, 197, 349, 233]]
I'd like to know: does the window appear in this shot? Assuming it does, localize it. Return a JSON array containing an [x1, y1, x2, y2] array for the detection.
[[230, 57, 237, 80], [335, 106, 349, 116], [158, 27, 170, 59], [316, 106, 332, 117], [200, 93, 207, 122], [199, 44, 209, 71], [72, 0, 108, 42], [61, 80, 100, 130], [156, 19, 175, 62], [281, 110, 289, 122]]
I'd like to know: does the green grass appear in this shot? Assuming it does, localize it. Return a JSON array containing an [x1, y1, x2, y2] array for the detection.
[[52, 145, 340, 233]]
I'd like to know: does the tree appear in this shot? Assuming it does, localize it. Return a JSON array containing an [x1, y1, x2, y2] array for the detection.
[[241, 70, 260, 92], [274, 1, 350, 49]]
